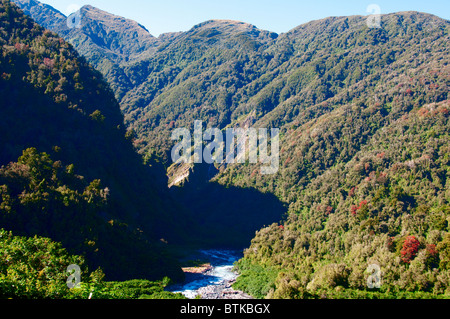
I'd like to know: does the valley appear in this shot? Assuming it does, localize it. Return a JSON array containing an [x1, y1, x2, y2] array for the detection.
[[167, 249, 252, 299], [1, 0, 450, 300]]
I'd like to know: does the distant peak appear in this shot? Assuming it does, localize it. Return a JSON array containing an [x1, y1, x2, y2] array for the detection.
[[207, 19, 254, 25], [195, 19, 257, 29], [190, 19, 266, 36], [80, 4, 112, 16], [77, 4, 155, 38], [286, 11, 449, 35]]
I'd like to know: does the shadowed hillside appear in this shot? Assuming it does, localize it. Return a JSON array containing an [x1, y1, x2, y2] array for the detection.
[[0, 0, 185, 281], [8, 0, 450, 299]]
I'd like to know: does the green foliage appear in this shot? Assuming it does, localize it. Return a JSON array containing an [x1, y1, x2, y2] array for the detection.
[[437, 234, 450, 270], [0, 229, 186, 299], [234, 101, 450, 298], [0, 228, 86, 299], [0, 0, 185, 283], [0, 148, 185, 283], [89, 110, 106, 123], [100, 279, 186, 299], [220, 13, 450, 300], [233, 258, 278, 299], [10, 0, 450, 299]]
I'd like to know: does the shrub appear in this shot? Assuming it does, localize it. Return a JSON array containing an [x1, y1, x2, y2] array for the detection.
[[401, 236, 421, 264], [306, 263, 351, 292]]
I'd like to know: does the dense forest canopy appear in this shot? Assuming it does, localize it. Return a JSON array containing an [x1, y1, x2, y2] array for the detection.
[[0, 0, 186, 287], [6, 0, 450, 299]]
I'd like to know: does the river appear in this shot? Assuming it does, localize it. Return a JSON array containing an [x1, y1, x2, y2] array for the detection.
[[167, 249, 253, 299]]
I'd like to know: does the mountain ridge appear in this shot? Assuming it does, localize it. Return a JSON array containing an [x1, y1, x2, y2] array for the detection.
[[0, 0, 186, 282], [7, 0, 450, 299]]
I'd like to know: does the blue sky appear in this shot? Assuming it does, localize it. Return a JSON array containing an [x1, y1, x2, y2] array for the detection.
[[39, 0, 450, 36]]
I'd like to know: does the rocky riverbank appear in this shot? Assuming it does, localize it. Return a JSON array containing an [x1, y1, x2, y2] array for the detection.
[[167, 249, 254, 299], [197, 278, 253, 299]]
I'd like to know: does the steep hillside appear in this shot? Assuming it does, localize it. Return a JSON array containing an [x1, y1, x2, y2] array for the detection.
[[11, 0, 65, 30], [118, 10, 450, 297], [227, 14, 450, 298], [218, 12, 450, 197], [0, 0, 184, 282], [11, 0, 279, 159], [10, 0, 450, 298], [13, 0, 158, 64], [10, 0, 287, 250], [234, 100, 450, 299], [12, 0, 162, 98], [120, 19, 278, 159]]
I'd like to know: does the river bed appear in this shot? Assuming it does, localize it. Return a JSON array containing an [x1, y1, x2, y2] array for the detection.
[[167, 249, 253, 299]]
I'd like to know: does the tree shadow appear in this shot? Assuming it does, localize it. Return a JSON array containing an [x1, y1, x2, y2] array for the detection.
[[0, 68, 186, 281], [170, 163, 287, 249]]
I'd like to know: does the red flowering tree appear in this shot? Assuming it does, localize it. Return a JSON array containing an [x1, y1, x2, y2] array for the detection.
[[351, 200, 368, 219], [43, 57, 55, 69], [325, 206, 334, 216], [349, 186, 357, 197], [401, 236, 420, 264]]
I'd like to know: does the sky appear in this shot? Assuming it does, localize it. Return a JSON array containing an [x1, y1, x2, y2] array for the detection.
[[39, 0, 450, 37]]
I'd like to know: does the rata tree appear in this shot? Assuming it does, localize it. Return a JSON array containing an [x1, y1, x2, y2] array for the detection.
[[401, 236, 421, 264]]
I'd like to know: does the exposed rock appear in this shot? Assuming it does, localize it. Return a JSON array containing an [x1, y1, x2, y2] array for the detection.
[[182, 264, 213, 274], [198, 279, 253, 300]]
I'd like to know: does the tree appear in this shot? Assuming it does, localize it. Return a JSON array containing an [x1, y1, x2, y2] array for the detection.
[[424, 244, 439, 270], [401, 236, 421, 264], [437, 234, 450, 270], [89, 110, 106, 123]]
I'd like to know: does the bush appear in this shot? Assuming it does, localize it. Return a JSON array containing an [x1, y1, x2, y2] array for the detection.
[[233, 259, 278, 299], [306, 263, 351, 292], [401, 236, 421, 264]]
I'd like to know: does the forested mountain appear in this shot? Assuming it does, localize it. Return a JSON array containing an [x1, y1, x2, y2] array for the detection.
[[5, 0, 285, 255], [12, 0, 163, 99], [11, 0, 65, 30], [10, 1, 280, 158], [226, 14, 450, 298], [0, 0, 185, 284], [8, 0, 450, 299]]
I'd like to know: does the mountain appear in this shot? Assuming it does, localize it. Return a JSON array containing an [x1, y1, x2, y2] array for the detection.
[[226, 13, 450, 298], [11, 0, 279, 156], [8, 0, 287, 251], [120, 19, 279, 158], [11, 0, 66, 30], [12, 0, 162, 99], [66, 4, 158, 62], [234, 98, 450, 299], [111, 10, 450, 298], [0, 0, 185, 282], [13, 0, 158, 64], [9, 0, 450, 298]]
